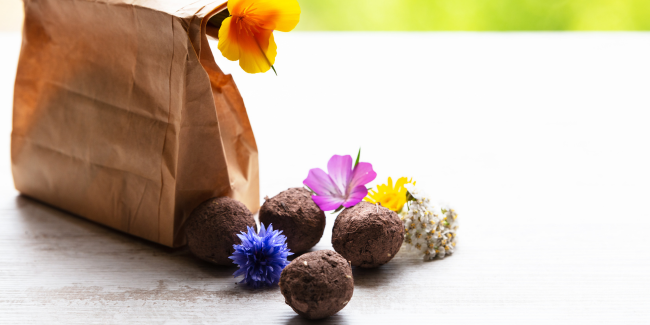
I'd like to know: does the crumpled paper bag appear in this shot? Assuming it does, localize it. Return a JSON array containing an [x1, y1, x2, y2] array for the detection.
[[12, 0, 259, 247]]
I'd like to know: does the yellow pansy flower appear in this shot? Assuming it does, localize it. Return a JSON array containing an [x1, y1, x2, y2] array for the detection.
[[364, 177, 414, 212], [218, 0, 301, 74]]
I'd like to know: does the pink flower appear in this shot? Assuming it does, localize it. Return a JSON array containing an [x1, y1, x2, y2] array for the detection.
[[303, 154, 377, 211]]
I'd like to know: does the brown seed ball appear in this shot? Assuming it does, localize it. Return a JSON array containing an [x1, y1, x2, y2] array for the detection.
[[185, 197, 256, 265], [259, 188, 326, 254], [280, 250, 353, 320], [332, 201, 404, 268]]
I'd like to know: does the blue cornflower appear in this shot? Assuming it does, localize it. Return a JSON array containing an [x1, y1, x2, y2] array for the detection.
[[229, 223, 293, 288]]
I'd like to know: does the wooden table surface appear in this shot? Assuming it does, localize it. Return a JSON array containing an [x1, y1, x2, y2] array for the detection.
[[1, 32, 649, 324]]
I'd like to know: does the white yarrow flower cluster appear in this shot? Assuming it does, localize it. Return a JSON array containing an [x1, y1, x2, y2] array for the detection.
[[401, 184, 459, 260]]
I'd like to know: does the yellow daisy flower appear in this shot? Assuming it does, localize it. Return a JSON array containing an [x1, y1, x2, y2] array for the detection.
[[364, 177, 414, 212]]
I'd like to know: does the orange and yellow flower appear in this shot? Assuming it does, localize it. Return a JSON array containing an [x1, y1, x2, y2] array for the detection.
[[217, 0, 301, 74], [365, 177, 415, 212]]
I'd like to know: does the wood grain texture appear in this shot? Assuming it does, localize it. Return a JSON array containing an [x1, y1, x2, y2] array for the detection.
[[2, 194, 649, 324], [1, 32, 650, 324]]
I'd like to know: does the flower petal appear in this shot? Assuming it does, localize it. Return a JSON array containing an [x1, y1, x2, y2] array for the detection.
[[343, 185, 369, 208], [247, 0, 301, 32], [228, 0, 252, 15], [348, 162, 377, 191], [238, 28, 276, 74], [303, 168, 341, 197], [312, 194, 345, 211], [217, 16, 240, 61], [327, 155, 352, 195], [217, 15, 277, 74]]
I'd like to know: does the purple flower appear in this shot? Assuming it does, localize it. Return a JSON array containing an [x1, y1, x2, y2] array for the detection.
[[303, 154, 377, 211], [229, 223, 292, 288]]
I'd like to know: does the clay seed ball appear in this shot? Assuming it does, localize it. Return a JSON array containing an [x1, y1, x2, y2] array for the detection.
[[280, 250, 354, 320], [259, 187, 326, 254], [185, 197, 256, 265], [332, 201, 404, 268]]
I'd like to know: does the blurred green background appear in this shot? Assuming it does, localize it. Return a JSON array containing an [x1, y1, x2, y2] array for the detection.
[[1, 0, 650, 31], [295, 0, 650, 30]]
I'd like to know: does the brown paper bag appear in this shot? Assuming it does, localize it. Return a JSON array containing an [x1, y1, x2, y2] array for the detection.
[[12, 0, 259, 247]]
